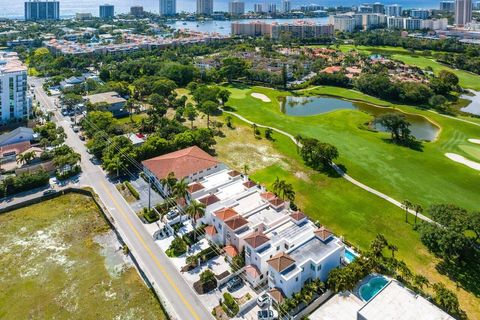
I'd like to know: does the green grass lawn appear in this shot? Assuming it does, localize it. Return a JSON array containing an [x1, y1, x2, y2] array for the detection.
[[117, 113, 147, 125], [215, 114, 479, 319], [0, 194, 167, 320], [225, 85, 480, 212]]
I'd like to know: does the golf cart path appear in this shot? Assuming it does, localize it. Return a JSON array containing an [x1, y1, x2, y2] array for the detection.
[[223, 110, 433, 223]]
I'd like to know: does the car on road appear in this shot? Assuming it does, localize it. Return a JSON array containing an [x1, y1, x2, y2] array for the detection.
[[226, 276, 242, 291], [73, 126, 80, 133], [257, 309, 277, 320], [257, 293, 270, 307], [79, 134, 85, 141], [43, 189, 57, 196]]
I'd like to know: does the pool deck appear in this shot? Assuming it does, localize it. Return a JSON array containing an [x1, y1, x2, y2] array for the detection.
[[309, 292, 364, 320]]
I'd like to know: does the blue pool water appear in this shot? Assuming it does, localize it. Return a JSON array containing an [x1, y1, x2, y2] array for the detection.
[[345, 248, 357, 263], [359, 276, 389, 301]]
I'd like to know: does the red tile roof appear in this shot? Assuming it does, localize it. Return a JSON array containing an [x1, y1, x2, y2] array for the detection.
[[243, 180, 257, 188], [142, 146, 219, 180], [260, 191, 276, 200], [268, 287, 286, 303], [224, 245, 239, 258], [269, 197, 285, 207], [290, 211, 306, 221], [225, 215, 249, 230], [198, 194, 220, 206], [245, 264, 261, 278], [214, 207, 238, 221], [0, 141, 31, 157], [244, 233, 270, 249], [205, 225, 217, 236], [315, 226, 333, 241], [267, 252, 295, 273], [188, 182, 205, 193], [228, 170, 241, 177]]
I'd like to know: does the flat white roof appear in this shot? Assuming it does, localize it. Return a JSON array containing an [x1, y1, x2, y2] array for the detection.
[[358, 280, 454, 320], [232, 190, 266, 214], [244, 205, 287, 228], [215, 179, 248, 201], [310, 292, 363, 320]]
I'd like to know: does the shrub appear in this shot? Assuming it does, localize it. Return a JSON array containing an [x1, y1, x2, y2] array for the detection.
[[143, 208, 159, 223], [222, 292, 239, 317], [125, 181, 140, 199], [200, 269, 216, 285], [166, 236, 187, 257], [0, 170, 50, 196]]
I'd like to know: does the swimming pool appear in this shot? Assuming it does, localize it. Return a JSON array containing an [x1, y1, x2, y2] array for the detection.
[[345, 248, 358, 264], [359, 276, 389, 301]]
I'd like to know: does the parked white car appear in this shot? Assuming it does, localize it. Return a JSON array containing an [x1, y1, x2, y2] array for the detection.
[[257, 293, 270, 307]]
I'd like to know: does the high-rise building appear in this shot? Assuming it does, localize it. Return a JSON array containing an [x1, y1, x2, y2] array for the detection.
[[385, 4, 403, 17], [0, 52, 30, 124], [160, 0, 176, 16], [24, 0, 60, 21], [267, 3, 277, 14], [254, 3, 264, 13], [372, 2, 385, 14], [229, 1, 245, 15], [410, 9, 430, 19], [455, 0, 472, 26], [332, 15, 357, 32], [130, 6, 144, 17], [99, 4, 115, 19], [197, 0, 213, 15], [473, 1, 480, 10], [282, 0, 291, 13], [440, 1, 455, 12]]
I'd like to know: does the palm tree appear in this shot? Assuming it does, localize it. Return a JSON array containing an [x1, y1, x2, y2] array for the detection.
[[402, 200, 412, 223], [282, 183, 295, 202], [413, 274, 430, 290], [160, 172, 177, 194], [17, 151, 35, 165], [172, 178, 189, 205], [252, 123, 258, 137], [186, 200, 206, 227], [242, 163, 250, 176], [387, 244, 398, 258], [414, 204, 423, 225], [272, 177, 285, 197]]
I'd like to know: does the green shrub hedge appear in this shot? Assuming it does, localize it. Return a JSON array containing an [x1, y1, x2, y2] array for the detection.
[[125, 181, 140, 199]]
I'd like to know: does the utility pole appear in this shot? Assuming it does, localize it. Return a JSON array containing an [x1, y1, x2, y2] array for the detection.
[[148, 174, 151, 210]]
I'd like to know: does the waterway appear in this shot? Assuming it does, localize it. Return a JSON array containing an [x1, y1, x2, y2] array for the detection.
[[281, 96, 439, 141], [461, 90, 480, 116]]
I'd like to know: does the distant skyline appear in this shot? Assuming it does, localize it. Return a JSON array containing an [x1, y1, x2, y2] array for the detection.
[[0, 0, 442, 18]]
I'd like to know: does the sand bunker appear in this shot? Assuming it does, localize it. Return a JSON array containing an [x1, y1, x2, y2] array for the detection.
[[445, 153, 480, 171], [468, 139, 480, 145], [251, 93, 271, 103]]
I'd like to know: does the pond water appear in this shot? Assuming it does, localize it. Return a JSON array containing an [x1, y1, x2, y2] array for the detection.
[[281, 96, 439, 141], [460, 90, 480, 116]]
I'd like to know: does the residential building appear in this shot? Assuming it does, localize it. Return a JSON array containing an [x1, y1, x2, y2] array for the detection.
[[160, 0, 176, 16], [387, 16, 406, 29], [422, 18, 449, 30], [254, 3, 264, 14], [282, 0, 291, 13], [142, 146, 226, 190], [99, 4, 115, 19], [372, 2, 385, 14], [0, 52, 30, 124], [83, 91, 127, 116], [75, 13, 92, 20], [130, 6, 144, 17], [404, 18, 422, 30], [455, 0, 473, 26], [231, 21, 272, 36], [354, 13, 387, 30], [300, 4, 323, 12], [267, 227, 344, 299], [228, 1, 245, 16], [0, 141, 31, 164], [358, 5, 373, 13], [231, 21, 334, 39], [474, 1, 480, 10], [385, 4, 402, 17], [410, 9, 430, 19], [197, 0, 214, 15], [24, 0, 60, 21], [0, 127, 34, 147], [440, 1, 456, 12], [332, 15, 357, 32]]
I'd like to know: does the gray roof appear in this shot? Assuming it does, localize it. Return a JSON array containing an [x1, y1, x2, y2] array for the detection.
[[0, 127, 34, 147], [288, 236, 339, 266]]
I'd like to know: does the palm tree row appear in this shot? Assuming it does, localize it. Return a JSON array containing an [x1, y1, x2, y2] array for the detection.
[[272, 177, 296, 202]]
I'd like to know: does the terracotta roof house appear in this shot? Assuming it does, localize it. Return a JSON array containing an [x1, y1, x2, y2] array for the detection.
[[244, 233, 270, 249], [188, 182, 205, 194], [290, 211, 306, 222], [205, 225, 217, 236], [260, 191, 276, 201], [243, 180, 257, 188], [315, 226, 333, 242], [214, 207, 239, 221], [267, 252, 296, 273], [268, 287, 286, 303], [225, 215, 249, 230], [227, 170, 241, 177], [198, 194, 221, 206], [142, 146, 224, 184], [224, 245, 239, 258], [0, 141, 31, 163], [268, 197, 285, 208]]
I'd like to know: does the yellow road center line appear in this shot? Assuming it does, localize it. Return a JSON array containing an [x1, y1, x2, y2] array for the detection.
[[100, 181, 201, 320]]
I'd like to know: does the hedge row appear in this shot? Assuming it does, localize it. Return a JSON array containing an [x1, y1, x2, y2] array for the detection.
[[124, 181, 140, 200]]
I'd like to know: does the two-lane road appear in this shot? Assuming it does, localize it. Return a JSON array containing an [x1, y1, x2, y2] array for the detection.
[[32, 78, 213, 320]]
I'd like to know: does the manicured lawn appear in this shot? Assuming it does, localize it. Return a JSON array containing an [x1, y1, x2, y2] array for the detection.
[[0, 194, 167, 320], [214, 114, 479, 319], [225, 85, 480, 212], [117, 113, 147, 124]]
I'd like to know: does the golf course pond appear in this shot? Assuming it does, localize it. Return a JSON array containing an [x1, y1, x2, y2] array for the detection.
[[281, 96, 440, 141]]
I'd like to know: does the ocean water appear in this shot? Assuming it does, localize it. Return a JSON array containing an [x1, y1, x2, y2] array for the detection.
[[0, 0, 441, 19]]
